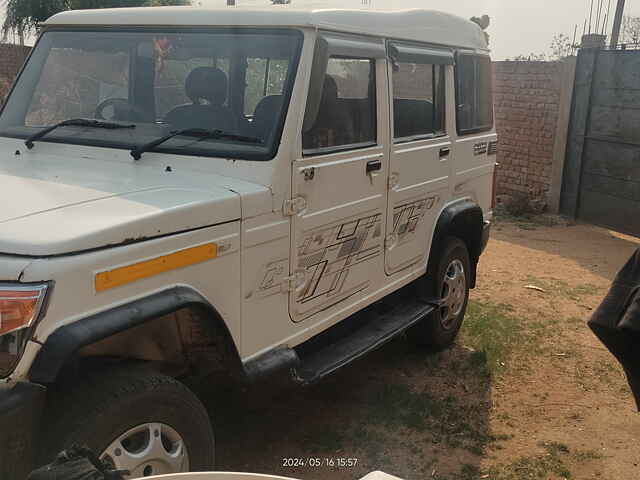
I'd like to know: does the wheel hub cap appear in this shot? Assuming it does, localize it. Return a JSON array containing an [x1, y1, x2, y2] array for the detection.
[[440, 259, 466, 329], [101, 423, 189, 478]]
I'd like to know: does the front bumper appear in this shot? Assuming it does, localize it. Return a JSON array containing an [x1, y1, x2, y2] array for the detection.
[[0, 382, 46, 479], [480, 220, 491, 255]]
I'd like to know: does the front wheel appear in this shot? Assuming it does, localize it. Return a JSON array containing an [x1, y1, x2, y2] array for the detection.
[[39, 366, 215, 478], [407, 236, 471, 349]]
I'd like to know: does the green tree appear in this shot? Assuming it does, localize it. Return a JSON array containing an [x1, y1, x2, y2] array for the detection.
[[2, 0, 191, 41]]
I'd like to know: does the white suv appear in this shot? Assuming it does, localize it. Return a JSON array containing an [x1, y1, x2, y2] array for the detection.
[[0, 6, 495, 479]]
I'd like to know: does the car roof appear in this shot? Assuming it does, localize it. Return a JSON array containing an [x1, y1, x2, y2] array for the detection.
[[44, 7, 489, 52]]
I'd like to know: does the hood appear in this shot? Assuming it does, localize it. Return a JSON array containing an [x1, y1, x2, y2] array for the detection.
[[0, 149, 268, 256]]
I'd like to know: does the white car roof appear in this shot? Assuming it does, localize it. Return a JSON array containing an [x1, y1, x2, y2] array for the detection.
[[44, 7, 489, 51]]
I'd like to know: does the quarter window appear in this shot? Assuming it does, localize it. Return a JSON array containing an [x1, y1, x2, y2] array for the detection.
[[455, 54, 493, 135], [392, 61, 445, 140], [302, 57, 376, 153]]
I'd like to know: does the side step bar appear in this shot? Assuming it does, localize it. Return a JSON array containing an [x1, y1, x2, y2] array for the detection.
[[293, 299, 435, 385], [243, 346, 299, 380]]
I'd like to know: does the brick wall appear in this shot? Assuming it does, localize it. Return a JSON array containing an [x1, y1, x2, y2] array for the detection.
[[492, 61, 563, 203], [0, 44, 31, 102]]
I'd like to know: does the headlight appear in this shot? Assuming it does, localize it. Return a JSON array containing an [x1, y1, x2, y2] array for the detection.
[[0, 283, 49, 377]]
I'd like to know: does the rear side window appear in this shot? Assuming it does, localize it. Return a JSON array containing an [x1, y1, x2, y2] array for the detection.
[[455, 54, 493, 135], [392, 61, 445, 140], [302, 57, 376, 154]]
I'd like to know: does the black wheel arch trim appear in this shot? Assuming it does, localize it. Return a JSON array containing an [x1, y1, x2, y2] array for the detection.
[[29, 286, 242, 384], [429, 199, 485, 288]]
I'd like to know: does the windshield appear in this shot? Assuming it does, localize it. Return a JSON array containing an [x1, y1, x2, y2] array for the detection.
[[0, 28, 302, 161]]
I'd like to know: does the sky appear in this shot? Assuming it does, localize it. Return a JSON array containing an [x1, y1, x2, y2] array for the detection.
[[3, 0, 640, 60], [201, 0, 640, 59]]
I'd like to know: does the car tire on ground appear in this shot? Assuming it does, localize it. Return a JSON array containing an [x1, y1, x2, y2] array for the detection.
[[39, 366, 214, 477], [407, 236, 471, 350]]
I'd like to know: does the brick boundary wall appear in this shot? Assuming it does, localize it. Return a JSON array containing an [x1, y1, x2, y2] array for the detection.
[[492, 61, 563, 205], [0, 43, 31, 102]]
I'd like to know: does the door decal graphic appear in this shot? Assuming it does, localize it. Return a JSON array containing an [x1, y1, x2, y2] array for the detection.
[[392, 196, 437, 246], [255, 258, 288, 298], [294, 212, 382, 318]]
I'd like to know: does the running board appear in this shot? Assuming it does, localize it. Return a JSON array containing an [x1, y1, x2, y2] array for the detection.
[[293, 299, 435, 385]]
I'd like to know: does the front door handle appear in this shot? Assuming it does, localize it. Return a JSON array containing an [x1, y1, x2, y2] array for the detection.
[[439, 147, 451, 158], [366, 159, 382, 174]]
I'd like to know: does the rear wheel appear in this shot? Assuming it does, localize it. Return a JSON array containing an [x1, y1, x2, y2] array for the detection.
[[407, 236, 471, 349], [40, 366, 214, 478]]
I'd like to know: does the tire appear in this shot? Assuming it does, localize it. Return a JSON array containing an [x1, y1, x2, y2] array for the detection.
[[39, 366, 214, 477], [407, 236, 471, 350]]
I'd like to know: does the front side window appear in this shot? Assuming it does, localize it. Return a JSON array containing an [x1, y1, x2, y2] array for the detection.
[[302, 57, 376, 154], [0, 29, 302, 161], [392, 60, 445, 140], [455, 54, 493, 135]]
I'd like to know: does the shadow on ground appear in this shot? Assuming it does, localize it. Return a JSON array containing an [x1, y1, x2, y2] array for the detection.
[[193, 337, 496, 480]]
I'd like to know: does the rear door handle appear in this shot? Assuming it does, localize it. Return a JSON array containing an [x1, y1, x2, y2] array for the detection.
[[366, 159, 382, 174], [439, 147, 451, 158]]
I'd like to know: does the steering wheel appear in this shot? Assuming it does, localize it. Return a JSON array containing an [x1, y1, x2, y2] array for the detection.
[[95, 98, 145, 122]]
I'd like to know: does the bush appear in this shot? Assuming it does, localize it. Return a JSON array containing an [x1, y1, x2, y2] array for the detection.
[[497, 191, 546, 217]]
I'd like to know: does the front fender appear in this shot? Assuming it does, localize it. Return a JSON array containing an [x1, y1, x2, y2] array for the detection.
[[29, 286, 241, 384]]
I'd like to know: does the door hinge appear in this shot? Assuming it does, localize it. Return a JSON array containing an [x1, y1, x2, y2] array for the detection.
[[388, 172, 400, 190], [281, 270, 306, 293], [283, 196, 307, 216]]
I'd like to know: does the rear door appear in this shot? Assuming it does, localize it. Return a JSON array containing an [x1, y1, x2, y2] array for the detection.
[[385, 43, 454, 275], [289, 33, 389, 323]]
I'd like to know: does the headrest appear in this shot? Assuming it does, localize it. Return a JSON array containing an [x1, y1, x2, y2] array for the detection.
[[254, 95, 283, 118], [322, 75, 339, 102], [185, 66, 228, 106]]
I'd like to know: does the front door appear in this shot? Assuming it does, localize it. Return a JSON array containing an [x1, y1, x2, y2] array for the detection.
[[289, 33, 388, 323], [384, 43, 454, 275]]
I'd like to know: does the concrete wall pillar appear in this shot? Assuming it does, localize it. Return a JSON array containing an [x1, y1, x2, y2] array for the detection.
[[548, 56, 577, 213]]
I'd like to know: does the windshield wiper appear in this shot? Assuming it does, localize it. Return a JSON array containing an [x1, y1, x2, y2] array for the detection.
[[130, 128, 262, 160], [25, 118, 136, 149]]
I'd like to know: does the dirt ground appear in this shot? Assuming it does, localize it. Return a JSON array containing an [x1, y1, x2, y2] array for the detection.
[[198, 217, 640, 480]]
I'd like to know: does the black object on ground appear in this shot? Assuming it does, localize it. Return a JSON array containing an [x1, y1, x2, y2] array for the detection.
[[27, 446, 127, 480], [589, 248, 640, 410]]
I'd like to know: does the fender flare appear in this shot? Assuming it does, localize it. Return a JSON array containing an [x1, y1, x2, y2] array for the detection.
[[29, 286, 241, 384], [429, 199, 485, 287]]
